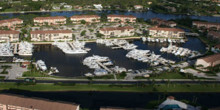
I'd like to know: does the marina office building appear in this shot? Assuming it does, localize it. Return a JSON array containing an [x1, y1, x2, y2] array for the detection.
[[0, 94, 80, 110], [196, 53, 220, 71], [99, 26, 135, 38], [33, 16, 67, 26], [30, 30, 72, 41], [148, 27, 185, 38], [0, 30, 20, 42], [0, 18, 23, 29], [107, 15, 137, 23], [70, 15, 100, 23]]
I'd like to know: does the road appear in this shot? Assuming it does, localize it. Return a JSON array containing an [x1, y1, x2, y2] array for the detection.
[[1, 79, 220, 84]]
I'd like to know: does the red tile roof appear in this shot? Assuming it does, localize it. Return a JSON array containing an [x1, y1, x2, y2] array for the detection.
[[0, 18, 23, 24], [193, 21, 220, 25], [107, 15, 136, 18], [71, 15, 100, 18], [0, 94, 79, 110], [34, 16, 66, 20], [0, 30, 20, 34], [200, 53, 220, 63], [148, 27, 184, 32], [100, 26, 134, 31], [30, 30, 72, 34]]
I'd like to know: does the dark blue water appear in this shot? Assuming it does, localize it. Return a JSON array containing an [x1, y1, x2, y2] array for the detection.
[[1, 10, 220, 23], [1, 90, 220, 109], [32, 37, 206, 77]]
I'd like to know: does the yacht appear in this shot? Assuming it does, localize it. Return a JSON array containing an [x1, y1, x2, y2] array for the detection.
[[36, 60, 47, 71], [0, 42, 13, 57], [18, 41, 33, 56]]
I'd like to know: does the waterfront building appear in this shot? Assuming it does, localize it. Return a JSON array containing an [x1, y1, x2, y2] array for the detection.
[[107, 15, 136, 23], [148, 27, 185, 38], [30, 30, 72, 41], [70, 15, 100, 23], [0, 18, 23, 29], [0, 30, 20, 42], [207, 31, 220, 42], [192, 21, 220, 30], [196, 53, 220, 70], [151, 18, 177, 27], [33, 16, 66, 26], [0, 94, 80, 110], [158, 96, 198, 110], [99, 26, 134, 38]]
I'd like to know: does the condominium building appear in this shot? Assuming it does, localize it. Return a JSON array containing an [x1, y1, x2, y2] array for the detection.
[[148, 27, 185, 38], [0, 30, 20, 42], [99, 26, 134, 38], [30, 30, 72, 41], [107, 15, 136, 23], [0, 94, 80, 110], [196, 53, 220, 70], [192, 21, 220, 30], [70, 15, 100, 23], [33, 16, 67, 26], [151, 18, 177, 27], [0, 18, 23, 28]]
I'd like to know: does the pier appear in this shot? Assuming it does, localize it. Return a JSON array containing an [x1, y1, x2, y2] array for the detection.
[[68, 42, 76, 50], [96, 61, 113, 73]]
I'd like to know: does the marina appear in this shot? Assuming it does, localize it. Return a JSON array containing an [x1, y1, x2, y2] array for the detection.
[[30, 37, 206, 77]]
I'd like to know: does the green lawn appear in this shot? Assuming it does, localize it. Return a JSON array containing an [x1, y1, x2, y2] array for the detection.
[[22, 71, 49, 77], [0, 83, 220, 92]]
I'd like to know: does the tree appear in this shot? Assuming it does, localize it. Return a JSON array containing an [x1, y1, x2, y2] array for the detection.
[[80, 20, 86, 24], [80, 30, 86, 36]]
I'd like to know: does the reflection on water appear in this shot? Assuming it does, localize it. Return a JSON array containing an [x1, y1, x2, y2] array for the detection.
[[32, 37, 206, 77]]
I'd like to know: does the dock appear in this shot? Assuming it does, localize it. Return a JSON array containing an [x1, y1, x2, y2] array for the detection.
[[96, 61, 113, 73], [68, 42, 76, 50], [13, 43, 18, 54]]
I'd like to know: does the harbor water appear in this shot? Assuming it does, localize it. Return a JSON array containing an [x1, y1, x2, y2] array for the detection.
[[32, 37, 206, 77]]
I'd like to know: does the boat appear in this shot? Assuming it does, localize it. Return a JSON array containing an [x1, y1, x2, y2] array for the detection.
[[36, 60, 47, 71], [0, 42, 14, 57], [94, 68, 108, 76], [18, 41, 33, 56]]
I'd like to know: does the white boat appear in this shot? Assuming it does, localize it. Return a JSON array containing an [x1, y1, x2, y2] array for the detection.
[[142, 37, 147, 42], [18, 41, 33, 56], [0, 42, 14, 57], [36, 60, 47, 71], [94, 68, 108, 76]]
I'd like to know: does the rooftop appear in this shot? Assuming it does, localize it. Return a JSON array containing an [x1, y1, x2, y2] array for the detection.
[[0, 30, 20, 34], [100, 26, 134, 31], [34, 16, 66, 20], [0, 18, 23, 24], [148, 27, 184, 32], [0, 94, 79, 110], [199, 53, 220, 63], [30, 30, 72, 34], [193, 21, 220, 25]]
